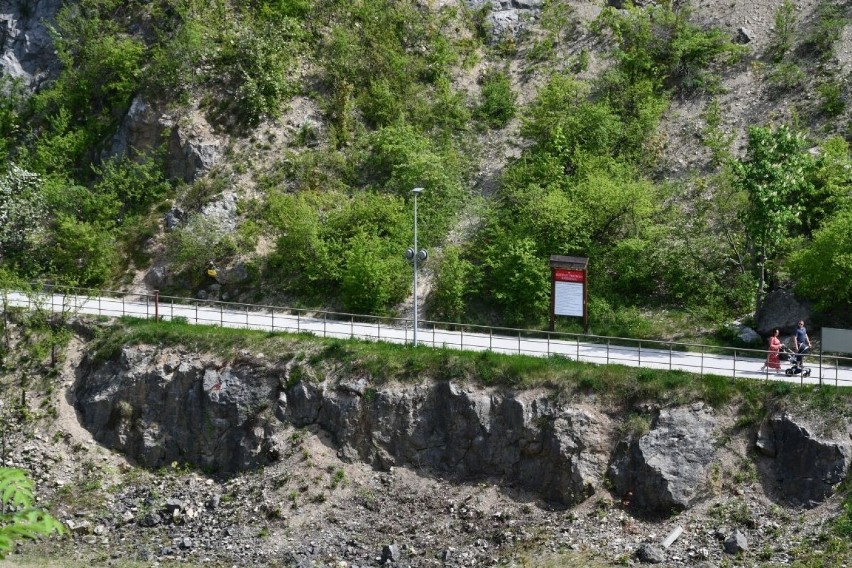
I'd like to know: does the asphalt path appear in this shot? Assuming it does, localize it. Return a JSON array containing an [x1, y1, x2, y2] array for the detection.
[[5, 290, 850, 388]]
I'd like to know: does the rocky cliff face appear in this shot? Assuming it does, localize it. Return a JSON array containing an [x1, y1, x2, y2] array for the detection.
[[0, 0, 62, 87], [74, 345, 852, 515]]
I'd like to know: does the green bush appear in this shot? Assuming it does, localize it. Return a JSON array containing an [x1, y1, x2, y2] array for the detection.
[[766, 62, 805, 92], [341, 232, 409, 315], [430, 246, 474, 323], [48, 214, 118, 286], [474, 69, 517, 129], [768, 0, 797, 63], [481, 237, 550, 326], [790, 209, 852, 308], [802, 0, 847, 61], [592, 3, 746, 95], [817, 81, 846, 117]]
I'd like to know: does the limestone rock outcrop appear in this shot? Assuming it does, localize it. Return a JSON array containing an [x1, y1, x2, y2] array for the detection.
[[609, 406, 718, 516], [756, 413, 852, 507]]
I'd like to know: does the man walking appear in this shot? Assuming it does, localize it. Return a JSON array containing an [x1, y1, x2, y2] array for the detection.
[[794, 320, 811, 354]]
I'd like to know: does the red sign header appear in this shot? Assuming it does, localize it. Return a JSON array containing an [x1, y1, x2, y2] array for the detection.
[[553, 268, 585, 283]]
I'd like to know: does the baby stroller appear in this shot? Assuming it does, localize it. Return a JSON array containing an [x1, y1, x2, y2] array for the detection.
[[779, 344, 812, 377]]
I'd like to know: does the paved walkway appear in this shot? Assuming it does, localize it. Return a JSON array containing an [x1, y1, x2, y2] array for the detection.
[[5, 290, 850, 387]]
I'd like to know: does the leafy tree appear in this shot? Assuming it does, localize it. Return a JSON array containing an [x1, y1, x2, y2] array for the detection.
[[790, 210, 852, 308], [340, 232, 409, 315], [0, 166, 48, 266], [732, 125, 815, 308], [800, 136, 852, 236], [0, 76, 27, 164], [48, 215, 118, 286], [481, 237, 549, 326], [0, 467, 65, 557], [430, 245, 473, 322]]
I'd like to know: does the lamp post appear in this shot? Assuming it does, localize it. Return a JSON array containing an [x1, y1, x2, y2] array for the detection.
[[406, 187, 427, 346]]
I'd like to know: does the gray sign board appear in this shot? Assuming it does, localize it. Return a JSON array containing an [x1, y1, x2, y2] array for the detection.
[[822, 328, 852, 354]]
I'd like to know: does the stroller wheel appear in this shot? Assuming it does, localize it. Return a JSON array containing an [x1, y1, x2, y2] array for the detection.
[[803, 369, 811, 378], [785, 368, 794, 376]]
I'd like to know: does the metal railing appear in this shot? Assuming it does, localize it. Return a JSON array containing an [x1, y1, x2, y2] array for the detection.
[[4, 285, 851, 388]]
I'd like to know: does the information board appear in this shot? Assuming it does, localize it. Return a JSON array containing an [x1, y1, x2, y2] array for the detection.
[[554, 281, 584, 316]]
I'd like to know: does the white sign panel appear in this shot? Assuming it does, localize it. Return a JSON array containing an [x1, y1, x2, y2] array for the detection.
[[554, 281, 584, 317], [823, 327, 852, 354]]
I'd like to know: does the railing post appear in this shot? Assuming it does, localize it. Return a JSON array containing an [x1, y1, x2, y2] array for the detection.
[[819, 351, 823, 386], [733, 349, 737, 378], [153, 290, 159, 322], [432, 323, 435, 348], [271, 309, 275, 332], [669, 343, 672, 370], [461, 327, 464, 350], [245, 305, 249, 329], [220, 304, 223, 327], [547, 332, 550, 357], [607, 339, 610, 364], [297, 311, 301, 333], [638, 341, 641, 367], [701, 345, 704, 377], [171, 298, 174, 321], [146, 294, 149, 320], [576, 335, 579, 359], [324, 313, 327, 338], [518, 331, 521, 355], [351, 316, 354, 339], [377, 319, 380, 340], [122, 296, 125, 317], [99, 295, 102, 317], [195, 303, 198, 324], [489, 329, 492, 351]]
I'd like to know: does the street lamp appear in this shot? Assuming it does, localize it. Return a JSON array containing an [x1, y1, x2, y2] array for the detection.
[[406, 187, 428, 346]]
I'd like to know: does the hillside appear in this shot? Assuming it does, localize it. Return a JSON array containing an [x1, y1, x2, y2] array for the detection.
[[0, 0, 849, 342]]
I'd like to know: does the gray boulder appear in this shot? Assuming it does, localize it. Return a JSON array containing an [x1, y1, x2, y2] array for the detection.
[[635, 542, 665, 563], [755, 289, 810, 336], [609, 406, 718, 516], [104, 96, 166, 161], [217, 263, 250, 286], [756, 413, 851, 507], [723, 530, 748, 554], [144, 266, 167, 289], [200, 193, 238, 234], [167, 116, 222, 182]]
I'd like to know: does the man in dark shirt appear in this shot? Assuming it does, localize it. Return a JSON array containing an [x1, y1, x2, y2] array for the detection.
[[794, 320, 811, 354]]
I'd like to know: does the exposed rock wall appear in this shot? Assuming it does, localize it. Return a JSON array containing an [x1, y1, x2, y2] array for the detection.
[[74, 345, 852, 513], [0, 0, 62, 87], [756, 413, 852, 508]]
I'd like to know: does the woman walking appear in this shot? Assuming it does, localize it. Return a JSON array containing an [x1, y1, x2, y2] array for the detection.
[[761, 329, 783, 372]]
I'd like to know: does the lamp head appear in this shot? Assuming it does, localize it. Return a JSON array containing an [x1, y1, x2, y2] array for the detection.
[[411, 187, 424, 194]]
